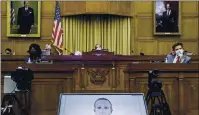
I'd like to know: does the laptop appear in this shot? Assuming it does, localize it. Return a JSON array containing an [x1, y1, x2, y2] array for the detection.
[[42, 50, 50, 56], [57, 93, 148, 115]]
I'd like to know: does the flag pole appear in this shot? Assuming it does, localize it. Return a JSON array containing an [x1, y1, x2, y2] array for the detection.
[[51, 40, 62, 55], [51, 1, 63, 55], [55, 47, 62, 55]]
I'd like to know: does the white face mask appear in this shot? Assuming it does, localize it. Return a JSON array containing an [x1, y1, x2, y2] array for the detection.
[[175, 49, 184, 57]]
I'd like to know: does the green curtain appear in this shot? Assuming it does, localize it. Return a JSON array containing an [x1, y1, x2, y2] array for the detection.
[[62, 15, 131, 55]]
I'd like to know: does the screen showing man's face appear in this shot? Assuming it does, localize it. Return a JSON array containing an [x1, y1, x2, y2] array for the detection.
[[94, 99, 112, 115]]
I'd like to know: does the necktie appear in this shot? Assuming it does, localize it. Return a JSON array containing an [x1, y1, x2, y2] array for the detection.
[[167, 10, 170, 15], [176, 56, 181, 63]]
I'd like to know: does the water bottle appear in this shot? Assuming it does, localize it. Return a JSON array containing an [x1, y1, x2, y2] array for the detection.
[[165, 57, 168, 63], [27, 57, 31, 63]]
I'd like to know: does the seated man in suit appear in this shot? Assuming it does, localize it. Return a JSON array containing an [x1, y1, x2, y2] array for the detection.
[[166, 42, 191, 63]]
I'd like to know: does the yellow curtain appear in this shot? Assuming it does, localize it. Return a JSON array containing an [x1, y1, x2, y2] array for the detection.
[[62, 15, 131, 55]]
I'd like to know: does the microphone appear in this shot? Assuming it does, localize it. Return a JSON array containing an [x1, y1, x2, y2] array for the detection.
[[64, 48, 74, 55], [131, 50, 134, 55], [184, 50, 194, 56]]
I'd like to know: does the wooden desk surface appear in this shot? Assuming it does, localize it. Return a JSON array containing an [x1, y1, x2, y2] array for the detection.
[[125, 63, 199, 72], [2, 55, 199, 61], [1, 63, 75, 72]]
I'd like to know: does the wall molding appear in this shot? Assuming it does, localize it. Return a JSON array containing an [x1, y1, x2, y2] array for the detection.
[[182, 13, 199, 17], [136, 13, 152, 18]]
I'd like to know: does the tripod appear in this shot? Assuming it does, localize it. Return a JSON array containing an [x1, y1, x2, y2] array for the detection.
[[145, 88, 172, 115], [1, 91, 30, 115]]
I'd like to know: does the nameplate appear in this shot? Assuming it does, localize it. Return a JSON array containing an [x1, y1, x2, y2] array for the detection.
[[21, 35, 27, 37], [36, 61, 53, 64]]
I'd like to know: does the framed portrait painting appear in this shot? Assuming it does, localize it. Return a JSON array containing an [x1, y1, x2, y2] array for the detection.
[[154, 1, 181, 35], [7, 1, 41, 37]]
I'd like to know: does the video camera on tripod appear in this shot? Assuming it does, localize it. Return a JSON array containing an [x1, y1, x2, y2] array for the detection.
[[11, 67, 34, 91], [148, 70, 162, 91], [1, 67, 34, 115], [146, 70, 172, 115]]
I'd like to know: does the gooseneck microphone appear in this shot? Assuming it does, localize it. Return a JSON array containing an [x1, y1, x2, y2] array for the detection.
[[64, 48, 74, 55]]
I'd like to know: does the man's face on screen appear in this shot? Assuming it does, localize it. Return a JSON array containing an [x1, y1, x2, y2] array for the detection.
[[94, 100, 112, 115]]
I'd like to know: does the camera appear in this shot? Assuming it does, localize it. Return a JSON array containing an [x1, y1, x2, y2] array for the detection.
[[146, 70, 172, 115], [11, 67, 34, 91], [148, 70, 162, 91]]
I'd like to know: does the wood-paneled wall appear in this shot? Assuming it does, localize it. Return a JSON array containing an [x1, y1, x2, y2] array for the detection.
[[132, 1, 199, 55], [60, 1, 132, 16], [1, 1, 199, 55]]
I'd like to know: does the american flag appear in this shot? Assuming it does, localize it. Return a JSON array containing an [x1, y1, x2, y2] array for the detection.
[[52, 1, 63, 50], [10, 1, 15, 25]]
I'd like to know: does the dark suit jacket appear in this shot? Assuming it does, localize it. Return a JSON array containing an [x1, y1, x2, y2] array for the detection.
[[166, 53, 191, 63], [162, 10, 178, 32], [17, 7, 34, 34]]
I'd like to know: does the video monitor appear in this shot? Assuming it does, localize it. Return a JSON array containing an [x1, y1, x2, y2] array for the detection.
[[57, 93, 148, 115], [4, 76, 16, 93]]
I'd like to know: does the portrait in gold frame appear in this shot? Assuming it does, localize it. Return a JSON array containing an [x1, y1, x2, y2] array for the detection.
[[7, 1, 41, 37], [154, 1, 181, 35]]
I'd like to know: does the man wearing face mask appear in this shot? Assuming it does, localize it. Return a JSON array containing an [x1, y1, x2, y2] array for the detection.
[[165, 42, 191, 63]]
